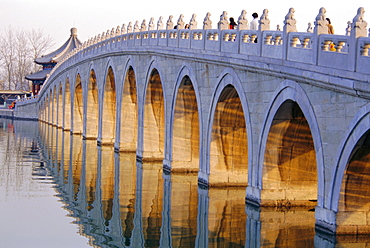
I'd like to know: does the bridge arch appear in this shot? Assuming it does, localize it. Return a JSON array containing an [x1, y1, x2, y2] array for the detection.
[[64, 76, 72, 131], [43, 90, 48, 123], [84, 63, 99, 139], [56, 82, 63, 128], [256, 80, 323, 206], [99, 60, 117, 145], [53, 85, 58, 125], [140, 59, 167, 160], [204, 68, 250, 187], [44, 92, 50, 123], [38, 99, 44, 122], [49, 89, 54, 124], [47, 88, 53, 124], [51, 86, 57, 125], [72, 72, 84, 135], [330, 103, 370, 233], [116, 58, 138, 152], [166, 64, 202, 173]]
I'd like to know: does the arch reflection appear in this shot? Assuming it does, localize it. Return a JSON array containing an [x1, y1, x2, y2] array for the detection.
[[32, 122, 332, 247]]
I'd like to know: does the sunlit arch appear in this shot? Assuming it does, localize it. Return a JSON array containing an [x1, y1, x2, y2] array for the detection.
[[57, 82, 63, 128], [72, 73, 83, 134], [45, 93, 50, 123], [330, 103, 370, 212], [44, 93, 50, 124], [48, 89, 53, 124], [45, 89, 50, 124], [168, 65, 202, 173], [50, 86, 54, 125], [52, 85, 57, 125], [100, 66, 116, 145], [85, 68, 99, 139], [118, 65, 138, 152], [64, 77, 71, 131], [206, 70, 250, 187], [142, 66, 165, 160], [38, 100, 44, 121], [41, 97, 47, 122], [257, 80, 323, 206]]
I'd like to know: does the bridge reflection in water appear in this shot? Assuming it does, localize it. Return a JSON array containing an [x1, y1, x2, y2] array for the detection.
[[37, 122, 321, 248]]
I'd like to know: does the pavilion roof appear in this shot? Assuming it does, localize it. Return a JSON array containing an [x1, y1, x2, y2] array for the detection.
[[34, 27, 82, 65], [25, 69, 49, 81]]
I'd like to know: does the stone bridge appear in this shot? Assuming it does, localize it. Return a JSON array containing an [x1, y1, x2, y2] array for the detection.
[[15, 7, 370, 235]]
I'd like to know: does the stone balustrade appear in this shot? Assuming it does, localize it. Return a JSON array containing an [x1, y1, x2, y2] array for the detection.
[[43, 7, 370, 87]]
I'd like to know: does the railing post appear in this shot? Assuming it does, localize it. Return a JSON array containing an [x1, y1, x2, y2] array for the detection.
[[258, 9, 270, 57], [282, 8, 297, 60], [349, 7, 368, 71], [312, 7, 328, 65]]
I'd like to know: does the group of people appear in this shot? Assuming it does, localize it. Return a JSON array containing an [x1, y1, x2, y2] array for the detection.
[[228, 12, 334, 35], [174, 11, 335, 36], [228, 12, 259, 30]]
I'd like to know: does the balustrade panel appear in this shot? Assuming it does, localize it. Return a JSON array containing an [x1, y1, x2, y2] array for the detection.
[[178, 29, 191, 49], [220, 30, 239, 53], [318, 34, 351, 71], [190, 30, 205, 50], [286, 32, 313, 63], [356, 37, 370, 73], [261, 31, 283, 59], [239, 30, 259, 56], [168, 30, 179, 48], [204, 30, 220, 52]]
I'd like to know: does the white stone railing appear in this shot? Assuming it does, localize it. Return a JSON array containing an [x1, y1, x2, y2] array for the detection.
[[51, 29, 370, 71], [38, 7, 370, 97], [15, 95, 39, 106]]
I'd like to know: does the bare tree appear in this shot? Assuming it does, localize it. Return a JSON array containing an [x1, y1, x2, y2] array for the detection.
[[28, 29, 54, 73], [0, 28, 16, 90], [0, 27, 54, 91], [15, 30, 32, 91]]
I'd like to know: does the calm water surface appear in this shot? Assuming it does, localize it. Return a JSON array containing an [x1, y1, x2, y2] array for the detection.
[[0, 118, 357, 247], [0, 119, 91, 248]]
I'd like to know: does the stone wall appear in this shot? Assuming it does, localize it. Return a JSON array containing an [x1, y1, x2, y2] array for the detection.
[[14, 97, 39, 120]]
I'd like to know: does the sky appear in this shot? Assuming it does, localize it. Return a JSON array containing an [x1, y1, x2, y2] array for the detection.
[[1, 0, 370, 52]]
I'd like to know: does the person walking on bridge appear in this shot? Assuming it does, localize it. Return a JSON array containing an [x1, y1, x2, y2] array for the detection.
[[229, 17, 237, 29], [250, 12, 258, 30], [326, 18, 334, 34]]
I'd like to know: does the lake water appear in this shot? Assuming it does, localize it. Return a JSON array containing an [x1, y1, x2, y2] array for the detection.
[[0, 118, 358, 247], [0, 119, 91, 248]]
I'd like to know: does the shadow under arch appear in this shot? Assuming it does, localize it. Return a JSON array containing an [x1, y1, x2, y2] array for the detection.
[[85, 68, 99, 139], [169, 65, 201, 173], [256, 80, 323, 207], [51, 85, 57, 125], [72, 73, 83, 134], [205, 71, 251, 187], [38, 99, 44, 122], [57, 82, 63, 128], [64, 77, 72, 131], [329, 104, 370, 234], [118, 65, 138, 152], [142, 67, 165, 161], [100, 66, 116, 145], [46, 89, 52, 124], [44, 93, 50, 123]]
